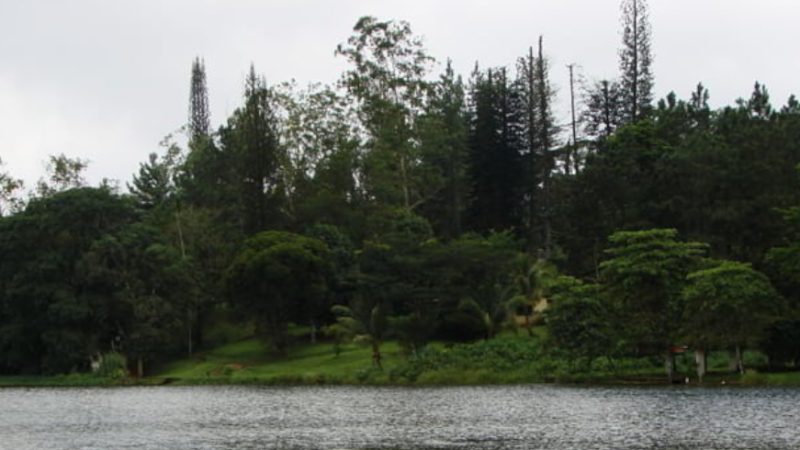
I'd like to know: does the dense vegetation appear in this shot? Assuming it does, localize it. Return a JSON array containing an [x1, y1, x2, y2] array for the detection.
[[2, 0, 799, 384]]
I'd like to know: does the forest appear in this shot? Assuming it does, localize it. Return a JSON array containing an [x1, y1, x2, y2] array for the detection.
[[1, 0, 799, 384]]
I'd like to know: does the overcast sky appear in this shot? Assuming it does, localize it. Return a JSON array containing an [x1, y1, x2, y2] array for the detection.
[[1, 0, 798, 188]]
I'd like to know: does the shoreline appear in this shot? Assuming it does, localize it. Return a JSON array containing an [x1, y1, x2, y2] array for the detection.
[[2, 372, 797, 389]]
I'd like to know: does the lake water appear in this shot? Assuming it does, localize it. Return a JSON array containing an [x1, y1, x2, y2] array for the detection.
[[1, 385, 798, 449]]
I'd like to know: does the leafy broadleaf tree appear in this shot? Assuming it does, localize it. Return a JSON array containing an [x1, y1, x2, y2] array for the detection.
[[546, 275, 610, 370], [600, 229, 706, 381], [0, 187, 135, 374], [78, 224, 192, 377], [357, 210, 438, 355], [0, 158, 24, 216], [271, 82, 365, 233], [336, 16, 435, 211], [682, 261, 784, 378], [35, 154, 89, 197], [224, 231, 331, 355], [429, 231, 519, 341]]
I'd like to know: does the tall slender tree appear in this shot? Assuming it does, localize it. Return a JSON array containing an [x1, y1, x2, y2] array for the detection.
[[219, 65, 284, 234], [583, 79, 624, 142], [566, 63, 579, 174], [534, 36, 558, 259], [466, 67, 524, 234], [517, 47, 539, 252], [336, 16, 434, 212], [418, 60, 470, 239], [189, 57, 210, 141], [619, 0, 653, 123]]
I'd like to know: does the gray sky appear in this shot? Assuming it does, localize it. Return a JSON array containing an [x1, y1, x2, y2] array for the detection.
[[1, 0, 798, 188]]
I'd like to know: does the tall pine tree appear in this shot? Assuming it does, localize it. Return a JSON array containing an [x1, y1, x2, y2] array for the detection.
[[466, 66, 524, 234], [534, 36, 559, 259], [619, 0, 653, 123], [219, 65, 284, 234], [418, 60, 470, 239], [189, 57, 210, 141]]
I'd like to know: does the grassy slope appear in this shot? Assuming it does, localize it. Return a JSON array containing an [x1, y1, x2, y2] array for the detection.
[[154, 338, 405, 384], [4, 330, 800, 387]]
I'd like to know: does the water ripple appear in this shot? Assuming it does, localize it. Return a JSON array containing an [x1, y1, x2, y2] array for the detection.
[[0, 385, 798, 449]]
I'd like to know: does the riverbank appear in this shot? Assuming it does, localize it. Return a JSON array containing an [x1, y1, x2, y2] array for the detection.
[[3, 333, 800, 388]]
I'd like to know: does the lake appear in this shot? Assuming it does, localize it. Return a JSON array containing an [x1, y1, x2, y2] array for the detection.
[[1, 385, 798, 449]]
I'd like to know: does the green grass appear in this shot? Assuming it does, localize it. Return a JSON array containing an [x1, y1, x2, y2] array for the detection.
[[5, 328, 800, 387], [154, 337, 405, 385], [0, 374, 116, 387]]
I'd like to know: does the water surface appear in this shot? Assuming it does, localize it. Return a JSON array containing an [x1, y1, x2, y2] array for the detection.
[[1, 385, 797, 449]]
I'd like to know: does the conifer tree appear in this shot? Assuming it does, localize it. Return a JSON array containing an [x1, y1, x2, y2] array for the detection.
[[534, 36, 559, 259], [583, 79, 624, 141], [516, 47, 539, 252], [188, 57, 210, 141], [619, 0, 653, 123], [128, 153, 171, 210], [466, 67, 523, 233], [220, 65, 284, 234], [418, 60, 470, 238]]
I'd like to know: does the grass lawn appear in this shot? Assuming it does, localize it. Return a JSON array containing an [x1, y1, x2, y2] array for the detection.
[[5, 328, 800, 387], [153, 337, 405, 384]]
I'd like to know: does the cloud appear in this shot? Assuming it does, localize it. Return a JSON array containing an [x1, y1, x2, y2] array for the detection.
[[0, 0, 798, 190], [0, 77, 141, 187]]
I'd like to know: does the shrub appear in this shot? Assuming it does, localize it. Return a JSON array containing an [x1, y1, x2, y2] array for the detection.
[[96, 352, 128, 379]]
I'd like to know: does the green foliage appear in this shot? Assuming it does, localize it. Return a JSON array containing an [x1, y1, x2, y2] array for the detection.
[[35, 153, 89, 197], [336, 16, 435, 211], [0, 157, 24, 216], [389, 335, 543, 383], [96, 352, 128, 379], [601, 229, 707, 351], [128, 141, 181, 211], [760, 319, 800, 368], [619, 0, 653, 122], [0, 187, 136, 374], [545, 276, 611, 366], [682, 260, 784, 350], [224, 231, 331, 354], [218, 65, 285, 234], [7, 15, 800, 384]]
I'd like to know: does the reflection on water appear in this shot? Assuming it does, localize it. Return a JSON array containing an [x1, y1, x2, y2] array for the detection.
[[0, 385, 798, 449]]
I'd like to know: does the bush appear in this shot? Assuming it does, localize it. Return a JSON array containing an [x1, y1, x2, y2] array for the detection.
[[760, 319, 800, 369], [741, 369, 768, 386], [388, 335, 543, 383], [96, 352, 128, 379]]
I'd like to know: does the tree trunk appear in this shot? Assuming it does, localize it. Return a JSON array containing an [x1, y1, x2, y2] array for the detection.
[[310, 320, 317, 344], [400, 154, 410, 210], [137, 357, 144, 379], [524, 312, 533, 337], [664, 352, 676, 383], [371, 341, 382, 370], [694, 348, 707, 383], [187, 308, 193, 356], [567, 63, 578, 175], [732, 345, 744, 374]]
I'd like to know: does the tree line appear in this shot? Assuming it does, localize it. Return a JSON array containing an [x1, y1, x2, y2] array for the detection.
[[1, 0, 800, 379]]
